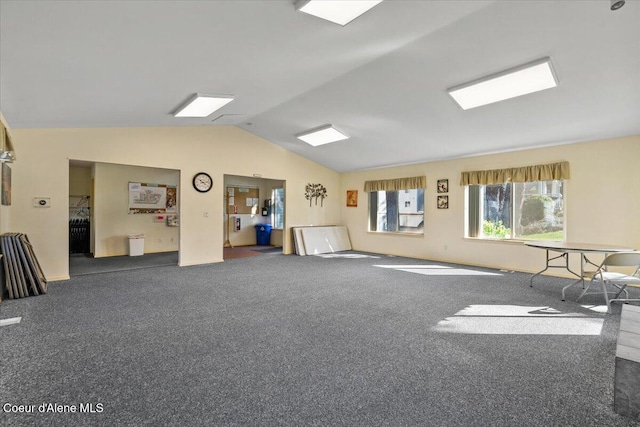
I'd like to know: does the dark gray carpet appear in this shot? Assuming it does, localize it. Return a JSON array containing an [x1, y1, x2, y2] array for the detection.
[[69, 251, 178, 276], [1, 252, 638, 426]]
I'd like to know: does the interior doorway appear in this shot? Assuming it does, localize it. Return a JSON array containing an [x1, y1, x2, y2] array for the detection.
[[223, 174, 285, 260], [68, 160, 180, 276], [69, 162, 92, 256]]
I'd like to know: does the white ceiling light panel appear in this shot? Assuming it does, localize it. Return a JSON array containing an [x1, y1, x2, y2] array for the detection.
[[174, 94, 234, 118], [296, 0, 383, 26], [448, 58, 558, 110], [297, 125, 349, 146]]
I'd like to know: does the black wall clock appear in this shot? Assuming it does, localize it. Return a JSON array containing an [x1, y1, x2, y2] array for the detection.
[[193, 172, 213, 193]]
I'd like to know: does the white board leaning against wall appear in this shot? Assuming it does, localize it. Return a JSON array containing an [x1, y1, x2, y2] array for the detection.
[[292, 226, 351, 256]]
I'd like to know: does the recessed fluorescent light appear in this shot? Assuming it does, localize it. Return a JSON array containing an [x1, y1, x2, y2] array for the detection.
[[296, 0, 383, 26], [173, 94, 234, 118], [297, 125, 349, 146], [448, 58, 558, 110]]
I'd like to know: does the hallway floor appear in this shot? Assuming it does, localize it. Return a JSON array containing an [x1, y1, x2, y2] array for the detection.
[[223, 245, 282, 260]]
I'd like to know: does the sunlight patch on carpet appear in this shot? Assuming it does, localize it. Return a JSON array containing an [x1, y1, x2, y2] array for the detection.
[[0, 317, 22, 327], [432, 305, 604, 335], [457, 305, 587, 317], [373, 264, 502, 276], [580, 304, 609, 314], [314, 253, 381, 259]]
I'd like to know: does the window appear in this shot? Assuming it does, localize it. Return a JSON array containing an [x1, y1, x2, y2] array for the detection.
[[369, 189, 424, 234], [272, 188, 284, 229], [467, 180, 564, 241]]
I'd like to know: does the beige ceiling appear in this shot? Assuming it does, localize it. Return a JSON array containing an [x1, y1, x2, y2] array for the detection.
[[1, 0, 638, 172]]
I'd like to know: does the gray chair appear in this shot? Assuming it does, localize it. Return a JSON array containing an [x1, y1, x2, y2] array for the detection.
[[576, 252, 640, 314]]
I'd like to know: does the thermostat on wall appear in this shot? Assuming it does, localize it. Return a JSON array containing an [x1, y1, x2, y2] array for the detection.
[[34, 197, 51, 208]]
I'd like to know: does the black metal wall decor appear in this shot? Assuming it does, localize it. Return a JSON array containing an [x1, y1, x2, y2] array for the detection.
[[305, 183, 328, 207]]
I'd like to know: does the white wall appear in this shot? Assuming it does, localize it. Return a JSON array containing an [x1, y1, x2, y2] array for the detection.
[[93, 163, 179, 257], [9, 126, 341, 280], [341, 136, 640, 277]]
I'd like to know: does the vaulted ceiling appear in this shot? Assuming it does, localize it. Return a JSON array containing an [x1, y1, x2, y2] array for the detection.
[[1, 0, 638, 172]]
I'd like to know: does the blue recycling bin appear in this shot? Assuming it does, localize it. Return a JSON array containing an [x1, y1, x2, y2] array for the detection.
[[255, 224, 272, 245]]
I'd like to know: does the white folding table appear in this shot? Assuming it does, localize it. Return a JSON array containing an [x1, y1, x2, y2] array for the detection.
[[525, 241, 635, 300]]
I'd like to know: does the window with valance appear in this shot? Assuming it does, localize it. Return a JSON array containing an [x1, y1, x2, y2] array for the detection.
[[461, 162, 569, 241], [365, 176, 426, 235]]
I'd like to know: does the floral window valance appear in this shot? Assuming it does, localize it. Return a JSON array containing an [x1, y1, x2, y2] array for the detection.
[[364, 176, 426, 192], [459, 161, 569, 186]]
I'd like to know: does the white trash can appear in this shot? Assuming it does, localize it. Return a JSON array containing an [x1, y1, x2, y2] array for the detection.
[[127, 234, 145, 256]]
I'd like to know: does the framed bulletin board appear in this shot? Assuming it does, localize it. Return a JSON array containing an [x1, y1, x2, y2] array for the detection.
[[128, 182, 177, 214], [226, 186, 259, 214]]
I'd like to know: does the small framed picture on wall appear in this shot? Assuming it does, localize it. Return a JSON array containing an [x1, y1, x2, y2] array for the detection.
[[346, 190, 358, 207], [437, 179, 448, 193], [437, 195, 448, 209]]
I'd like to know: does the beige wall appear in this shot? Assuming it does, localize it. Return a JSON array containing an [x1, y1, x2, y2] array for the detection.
[[93, 163, 180, 257], [6, 116, 638, 281], [69, 165, 91, 196], [341, 136, 640, 276], [10, 126, 341, 280]]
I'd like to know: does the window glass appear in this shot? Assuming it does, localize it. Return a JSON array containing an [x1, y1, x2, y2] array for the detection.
[[512, 181, 564, 240], [481, 183, 512, 239], [471, 180, 564, 241], [369, 189, 424, 234], [272, 188, 284, 229]]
